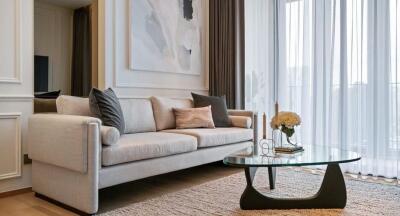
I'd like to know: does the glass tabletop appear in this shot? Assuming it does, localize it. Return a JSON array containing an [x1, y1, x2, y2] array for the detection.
[[223, 145, 361, 168]]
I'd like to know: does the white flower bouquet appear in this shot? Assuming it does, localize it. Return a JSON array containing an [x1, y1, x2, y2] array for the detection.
[[270, 111, 301, 141]]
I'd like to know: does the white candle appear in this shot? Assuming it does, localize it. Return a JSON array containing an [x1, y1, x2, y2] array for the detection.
[[263, 112, 267, 139]]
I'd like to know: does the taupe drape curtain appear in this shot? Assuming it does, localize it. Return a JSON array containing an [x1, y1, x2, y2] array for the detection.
[[209, 0, 245, 109], [71, 6, 92, 97]]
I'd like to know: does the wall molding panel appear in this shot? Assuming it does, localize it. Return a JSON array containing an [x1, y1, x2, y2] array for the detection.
[[0, 95, 34, 101], [0, 0, 33, 193], [0, 0, 22, 84], [0, 113, 22, 180], [114, 81, 209, 91]]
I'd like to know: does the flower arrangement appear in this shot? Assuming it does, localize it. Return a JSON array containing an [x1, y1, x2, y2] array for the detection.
[[270, 111, 301, 142]]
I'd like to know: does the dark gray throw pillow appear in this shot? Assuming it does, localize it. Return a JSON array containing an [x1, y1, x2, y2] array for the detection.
[[191, 93, 230, 127], [89, 88, 125, 134]]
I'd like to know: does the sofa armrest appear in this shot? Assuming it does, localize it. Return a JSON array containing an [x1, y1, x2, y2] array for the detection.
[[229, 116, 252, 128], [28, 114, 101, 173], [228, 109, 255, 128], [228, 109, 260, 153]]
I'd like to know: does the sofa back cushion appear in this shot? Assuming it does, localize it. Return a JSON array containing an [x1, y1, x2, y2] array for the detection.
[[56, 95, 94, 117], [120, 98, 156, 133], [151, 96, 193, 130]]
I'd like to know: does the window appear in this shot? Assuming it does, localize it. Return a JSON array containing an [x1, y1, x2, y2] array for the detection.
[[245, 0, 400, 180]]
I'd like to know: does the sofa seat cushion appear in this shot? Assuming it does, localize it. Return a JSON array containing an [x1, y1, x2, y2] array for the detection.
[[163, 128, 253, 148], [102, 132, 197, 166]]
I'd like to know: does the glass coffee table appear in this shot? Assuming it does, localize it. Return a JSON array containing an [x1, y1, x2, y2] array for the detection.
[[223, 145, 361, 210]]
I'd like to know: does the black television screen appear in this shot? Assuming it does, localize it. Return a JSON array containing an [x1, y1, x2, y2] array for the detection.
[[34, 55, 49, 92]]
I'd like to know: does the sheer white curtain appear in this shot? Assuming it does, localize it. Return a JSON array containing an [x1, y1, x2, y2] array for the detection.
[[245, 0, 400, 181]]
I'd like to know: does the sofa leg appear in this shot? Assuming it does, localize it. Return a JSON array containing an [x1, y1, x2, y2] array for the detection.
[[34, 193, 96, 216]]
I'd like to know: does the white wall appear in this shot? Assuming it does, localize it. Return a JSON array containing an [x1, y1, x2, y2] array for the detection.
[[0, 0, 34, 193], [34, 0, 73, 94], [98, 0, 209, 99]]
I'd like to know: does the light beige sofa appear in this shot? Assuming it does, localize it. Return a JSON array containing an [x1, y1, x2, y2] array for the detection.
[[28, 96, 257, 214]]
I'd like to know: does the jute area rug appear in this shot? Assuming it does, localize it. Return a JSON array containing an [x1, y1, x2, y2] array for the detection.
[[100, 168, 400, 216]]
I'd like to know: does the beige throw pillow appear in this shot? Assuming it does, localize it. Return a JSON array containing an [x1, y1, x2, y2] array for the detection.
[[173, 106, 215, 129], [151, 96, 193, 130]]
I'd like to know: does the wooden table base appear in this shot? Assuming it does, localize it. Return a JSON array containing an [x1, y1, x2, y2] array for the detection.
[[240, 164, 347, 210]]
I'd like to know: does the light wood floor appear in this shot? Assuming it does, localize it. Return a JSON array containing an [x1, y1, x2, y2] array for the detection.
[[0, 163, 242, 216]]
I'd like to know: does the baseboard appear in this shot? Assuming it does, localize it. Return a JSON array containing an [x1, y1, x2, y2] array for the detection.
[[0, 187, 32, 198]]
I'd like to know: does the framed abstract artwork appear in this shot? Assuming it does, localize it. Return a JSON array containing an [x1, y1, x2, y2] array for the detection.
[[129, 0, 206, 75]]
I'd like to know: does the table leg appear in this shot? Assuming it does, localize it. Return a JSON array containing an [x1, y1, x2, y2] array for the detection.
[[240, 164, 347, 210], [244, 167, 258, 185], [268, 167, 276, 190], [245, 167, 276, 190]]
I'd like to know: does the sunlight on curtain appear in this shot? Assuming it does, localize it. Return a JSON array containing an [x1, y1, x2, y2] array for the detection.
[[244, 0, 275, 113], [245, 0, 400, 180]]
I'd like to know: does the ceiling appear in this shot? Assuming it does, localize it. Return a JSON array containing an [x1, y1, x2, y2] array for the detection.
[[37, 0, 92, 9]]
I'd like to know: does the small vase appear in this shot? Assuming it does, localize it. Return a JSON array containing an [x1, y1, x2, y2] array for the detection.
[[272, 129, 298, 147]]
